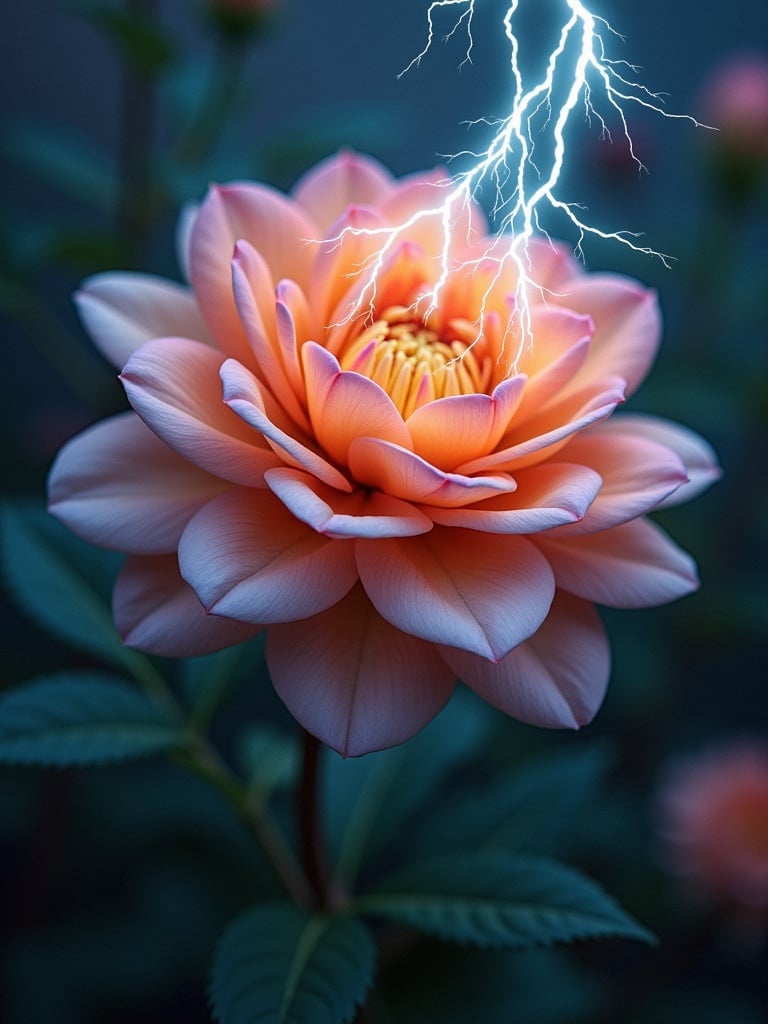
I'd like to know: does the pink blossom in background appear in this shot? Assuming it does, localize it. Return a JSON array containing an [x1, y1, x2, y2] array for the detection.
[[48, 151, 719, 756], [700, 53, 768, 159], [658, 743, 768, 913]]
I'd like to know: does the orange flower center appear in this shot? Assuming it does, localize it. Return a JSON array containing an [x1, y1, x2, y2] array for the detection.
[[340, 306, 491, 418]]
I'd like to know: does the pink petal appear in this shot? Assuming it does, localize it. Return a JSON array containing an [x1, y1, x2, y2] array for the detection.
[[114, 554, 258, 657], [559, 275, 661, 396], [120, 338, 280, 486], [75, 272, 214, 369], [598, 414, 721, 508], [275, 279, 311, 397], [48, 412, 226, 554], [175, 201, 199, 284], [265, 467, 433, 538], [189, 183, 317, 363], [405, 377, 526, 471], [292, 150, 395, 235], [177, 489, 358, 624], [356, 529, 555, 661], [512, 307, 593, 420], [348, 436, 518, 507], [536, 518, 700, 608], [439, 591, 609, 728], [266, 584, 456, 756], [421, 462, 601, 533], [379, 177, 486, 255], [220, 358, 353, 492], [302, 342, 413, 464]]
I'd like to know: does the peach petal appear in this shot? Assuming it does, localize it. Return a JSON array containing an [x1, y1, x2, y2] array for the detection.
[[275, 279, 312, 395], [114, 554, 258, 657], [175, 201, 199, 284], [189, 183, 317, 363], [356, 529, 555, 661], [75, 272, 214, 370], [48, 412, 227, 554], [439, 591, 609, 728], [265, 467, 433, 538], [379, 177, 486, 256], [302, 342, 413, 464], [536, 518, 699, 608], [220, 358, 353, 492], [405, 376, 526, 471], [422, 462, 602, 533], [120, 337, 280, 486], [348, 437, 517, 507], [266, 584, 456, 756], [178, 489, 358, 624], [292, 150, 395, 235]]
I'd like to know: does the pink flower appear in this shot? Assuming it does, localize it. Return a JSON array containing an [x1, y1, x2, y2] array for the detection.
[[700, 54, 768, 160], [658, 743, 768, 913], [48, 151, 719, 756]]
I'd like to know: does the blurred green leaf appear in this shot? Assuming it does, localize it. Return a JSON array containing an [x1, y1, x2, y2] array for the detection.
[[355, 853, 654, 948], [210, 902, 376, 1024], [76, 4, 175, 74], [180, 634, 265, 728], [237, 724, 299, 798], [0, 672, 185, 765]]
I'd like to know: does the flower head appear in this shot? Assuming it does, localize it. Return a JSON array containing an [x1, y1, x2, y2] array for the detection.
[[48, 151, 719, 756]]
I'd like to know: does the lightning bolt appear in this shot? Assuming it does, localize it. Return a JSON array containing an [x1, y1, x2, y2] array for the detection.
[[330, 0, 706, 369]]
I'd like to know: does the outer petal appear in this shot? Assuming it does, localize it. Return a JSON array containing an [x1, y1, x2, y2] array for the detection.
[[75, 272, 214, 369], [265, 467, 433, 538], [349, 437, 517, 507], [292, 150, 395, 235], [439, 592, 609, 728], [536, 518, 699, 608], [189, 183, 317, 363], [121, 338, 280, 486], [266, 584, 456, 757], [114, 554, 258, 657], [422, 463, 602, 533], [48, 412, 226, 554], [356, 529, 555, 661], [178, 489, 358, 624], [597, 414, 721, 508]]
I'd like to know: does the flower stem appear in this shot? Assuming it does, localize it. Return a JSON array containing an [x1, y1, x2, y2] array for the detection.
[[298, 729, 331, 908]]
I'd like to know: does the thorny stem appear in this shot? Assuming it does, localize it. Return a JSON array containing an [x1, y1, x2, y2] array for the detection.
[[298, 729, 332, 908]]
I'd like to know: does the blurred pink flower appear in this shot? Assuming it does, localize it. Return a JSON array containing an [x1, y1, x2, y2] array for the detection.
[[658, 743, 768, 913], [700, 54, 768, 170], [48, 151, 719, 755]]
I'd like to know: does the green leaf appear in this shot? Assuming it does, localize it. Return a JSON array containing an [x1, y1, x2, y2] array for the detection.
[[76, 5, 175, 74], [354, 853, 654, 948], [237, 725, 299, 798], [0, 673, 186, 765], [0, 503, 161, 687], [210, 903, 376, 1024]]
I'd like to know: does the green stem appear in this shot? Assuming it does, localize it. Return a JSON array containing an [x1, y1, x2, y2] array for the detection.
[[175, 36, 247, 165], [298, 729, 331, 908]]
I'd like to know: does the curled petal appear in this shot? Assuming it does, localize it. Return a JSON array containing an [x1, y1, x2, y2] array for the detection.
[[178, 489, 358, 624], [439, 592, 609, 729], [265, 467, 433, 538], [76, 272, 214, 369], [422, 463, 602, 533], [512, 307, 593, 419], [356, 529, 555, 661], [114, 554, 258, 657], [266, 585, 455, 757], [536, 518, 699, 608], [292, 150, 395, 235], [48, 412, 226, 554], [175, 201, 199, 284], [121, 338, 279, 486]]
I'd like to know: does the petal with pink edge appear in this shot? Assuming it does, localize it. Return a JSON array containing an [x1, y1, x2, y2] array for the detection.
[[48, 412, 227, 554], [114, 554, 258, 657], [121, 338, 280, 486], [597, 414, 721, 508], [178, 489, 358, 624], [356, 529, 555, 661], [75, 272, 214, 369], [266, 584, 456, 756], [303, 342, 413, 464], [220, 358, 353, 491], [536, 518, 699, 608], [265, 467, 433, 538], [349, 437, 517, 507], [292, 150, 395, 235], [439, 591, 609, 728], [189, 183, 317, 363], [422, 463, 601, 533], [175, 201, 199, 284]]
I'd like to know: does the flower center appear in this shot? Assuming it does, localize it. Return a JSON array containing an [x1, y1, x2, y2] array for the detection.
[[339, 306, 491, 418]]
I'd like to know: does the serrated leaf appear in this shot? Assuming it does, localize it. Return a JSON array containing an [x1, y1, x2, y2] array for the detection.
[[354, 853, 653, 948], [0, 673, 186, 765], [237, 725, 299, 797], [0, 503, 158, 684], [210, 903, 376, 1024]]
